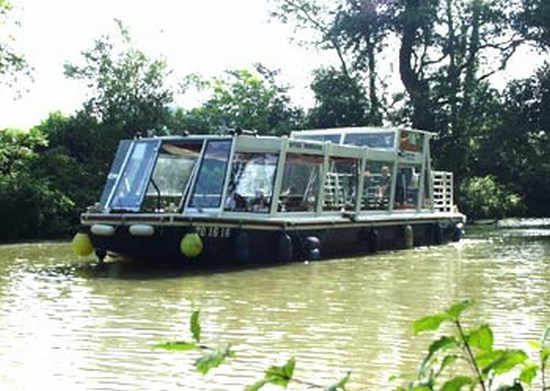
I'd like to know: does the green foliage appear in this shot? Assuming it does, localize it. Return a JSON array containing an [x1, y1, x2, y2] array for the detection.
[[306, 67, 370, 128], [157, 311, 350, 390], [0, 127, 47, 177], [0, 128, 75, 240], [248, 358, 296, 390], [194, 345, 236, 375], [155, 310, 234, 376], [326, 372, 351, 391], [515, 0, 550, 49], [458, 176, 526, 221], [0, 0, 29, 88], [395, 300, 548, 391], [190, 310, 201, 343], [154, 304, 550, 391], [32, 113, 108, 226], [478, 65, 550, 216], [179, 64, 303, 135], [64, 19, 174, 138]]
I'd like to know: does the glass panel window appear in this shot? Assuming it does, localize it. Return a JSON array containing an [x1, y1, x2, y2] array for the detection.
[[293, 134, 341, 143], [278, 154, 322, 212], [361, 161, 394, 211], [224, 153, 278, 213], [399, 130, 425, 153], [395, 165, 422, 209], [344, 132, 395, 149], [142, 141, 203, 212], [189, 140, 232, 209], [108, 141, 159, 212], [99, 140, 132, 211], [323, 157, 359, 211]]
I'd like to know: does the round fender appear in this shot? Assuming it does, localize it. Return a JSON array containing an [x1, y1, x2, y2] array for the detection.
[[277, 232, 293, 262], [91, 224, 115, 237], [404, 224, 414, 249], [433, 223, 443, 245], [302, 236, 321, 260], [72, 232, 94, 257], [180, 230, 203, 258], [233, 231, 250, 263], [451, 222, 464, 242], [129, 224, 155, 237], [367, 228, 379, 253]]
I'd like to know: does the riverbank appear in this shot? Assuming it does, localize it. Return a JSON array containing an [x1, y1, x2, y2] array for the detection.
[[469, 217, 550, 228]]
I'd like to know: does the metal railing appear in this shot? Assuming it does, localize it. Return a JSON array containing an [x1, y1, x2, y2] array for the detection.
[[433, 171, 454, 212]]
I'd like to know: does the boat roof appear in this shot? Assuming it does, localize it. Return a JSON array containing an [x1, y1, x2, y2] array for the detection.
[[290, 126, 436, 138]]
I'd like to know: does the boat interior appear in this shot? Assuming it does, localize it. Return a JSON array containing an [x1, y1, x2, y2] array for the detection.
[[95, 127, 455, 218]]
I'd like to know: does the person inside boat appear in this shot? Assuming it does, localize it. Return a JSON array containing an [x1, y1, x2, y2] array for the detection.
[[395, 169, 406, 207], [227, 192, 248, 211], [377, 165, 391, 207], [250, 189, 269, 212]]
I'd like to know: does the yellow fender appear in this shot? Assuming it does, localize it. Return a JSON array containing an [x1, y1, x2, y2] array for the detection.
[[180, 232, 203, 258], [71, 232, 94, 256]]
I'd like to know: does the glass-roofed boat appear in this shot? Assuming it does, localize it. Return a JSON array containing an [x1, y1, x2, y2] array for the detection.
[[71, 127, 466, 266]]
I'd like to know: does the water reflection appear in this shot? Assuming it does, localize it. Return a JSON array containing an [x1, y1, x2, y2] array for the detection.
[[0, 228, 548, 390]]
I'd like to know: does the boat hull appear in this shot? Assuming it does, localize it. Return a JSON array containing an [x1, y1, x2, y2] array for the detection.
[[81, 213, 464, 266]]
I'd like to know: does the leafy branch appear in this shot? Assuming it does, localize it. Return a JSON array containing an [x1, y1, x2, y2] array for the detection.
[[155, 310, 350, 390], [394, 300, 550, 391]]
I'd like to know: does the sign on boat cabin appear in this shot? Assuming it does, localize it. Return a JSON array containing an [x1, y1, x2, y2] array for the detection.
[[72, 127, 465, 265]]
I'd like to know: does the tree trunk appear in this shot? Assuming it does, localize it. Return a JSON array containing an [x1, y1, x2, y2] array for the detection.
[[399, 0, 435, 131]]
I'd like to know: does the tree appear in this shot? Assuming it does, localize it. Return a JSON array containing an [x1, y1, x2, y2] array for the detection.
[[306, 67, 369, 128], [478, 65, 550, 216], [332, 0, 394, 125], [179, 64, 303, 135], [64, 19, 174, 139], [270, 0, 386, 125], [395, 0, 526, 174], [515, 0, 550, 50], [0, 127, 75, 240], [0, 0, 29, 89]]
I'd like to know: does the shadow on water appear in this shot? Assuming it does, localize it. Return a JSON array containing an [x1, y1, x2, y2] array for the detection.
[[27, 226, 550, 281], [34, 257, 299, 280]]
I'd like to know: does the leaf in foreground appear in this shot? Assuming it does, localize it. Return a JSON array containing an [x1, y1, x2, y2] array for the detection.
[[264, 357, 296, 387], [326, 371, 351, 390], [190, 310, 201, 343], [413, 313, 449, 334], [154, 341, 197, 351], [440, 375, 472, 391], [194, 345, 235, 375], [467, 324, 494, 352], [445, 300, 474, 320]]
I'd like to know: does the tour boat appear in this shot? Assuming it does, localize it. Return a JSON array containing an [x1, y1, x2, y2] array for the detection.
[[71, 127, 466, 265]]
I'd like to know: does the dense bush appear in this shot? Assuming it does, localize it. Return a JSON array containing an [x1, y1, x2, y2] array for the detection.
[[458, 175, 527, 221]]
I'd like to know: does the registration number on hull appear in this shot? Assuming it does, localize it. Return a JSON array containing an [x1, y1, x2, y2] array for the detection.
[[196, 226, 232, 239]]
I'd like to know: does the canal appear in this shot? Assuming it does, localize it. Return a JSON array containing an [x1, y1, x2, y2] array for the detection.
[[0, 226, 549, 390]]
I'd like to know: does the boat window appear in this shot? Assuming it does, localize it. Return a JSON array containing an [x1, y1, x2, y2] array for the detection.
[[108, 140, 159, 212], [344, 132, 395, 149], [224, 153, 278, 213], [99, 140, 132, 211], [394, 164, 422, 209], [189, 140, 232, 209], [361, 161, 394, 211], [142, 142, 202, 212], [278, 154, 322, 212], [323, 157, 359, 211], [399, 130, 424, 153], [293, 134, 341, 144]]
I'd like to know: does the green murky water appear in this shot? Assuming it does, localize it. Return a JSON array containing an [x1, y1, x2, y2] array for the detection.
[[0, 227, 549, 390]]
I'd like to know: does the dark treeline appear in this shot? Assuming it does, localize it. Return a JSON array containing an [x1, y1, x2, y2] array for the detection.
[[0, 0, 548, 241]]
